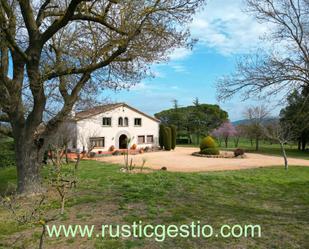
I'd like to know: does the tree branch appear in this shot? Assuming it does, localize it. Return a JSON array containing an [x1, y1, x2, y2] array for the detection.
[[45, 41, 129, 80], [70, 13, 128, 35], [36, 0, 52, 27], [18, 0, 39, 41], [0, 0, 29, 61], [40, 0, 85, 44], [44, 73, 91, 135]]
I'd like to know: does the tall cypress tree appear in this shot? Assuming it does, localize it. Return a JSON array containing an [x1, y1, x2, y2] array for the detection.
[[170, 125, 177, 150], [159, 124, 165, 149], [164, 127, 172, 151]]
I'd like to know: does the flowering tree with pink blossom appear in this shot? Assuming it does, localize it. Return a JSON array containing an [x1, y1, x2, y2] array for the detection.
[[211, 122, 237, 148]]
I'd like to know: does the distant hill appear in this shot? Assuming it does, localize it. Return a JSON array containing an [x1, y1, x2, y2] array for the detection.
[[232, 119, 250, 126], [232, 117, 279, 126]]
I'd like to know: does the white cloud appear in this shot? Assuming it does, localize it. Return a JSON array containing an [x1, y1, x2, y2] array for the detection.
[[130, 82, 148, 91], [168, 47, 193, 61], [190, 0, 270, 55], [151, 69, 166, 78], [171, 64, 188, 73]]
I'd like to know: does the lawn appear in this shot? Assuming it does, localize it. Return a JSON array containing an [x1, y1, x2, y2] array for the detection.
[[0, 161, 309, 249], [179, 137, 309, 160]]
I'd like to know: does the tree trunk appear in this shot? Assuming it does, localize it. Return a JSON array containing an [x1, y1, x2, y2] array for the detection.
[[65, 145, 69, 164], [15, 136, 44, 194], [61, 195, 65, 215], [225, 137, 228, 148], [39, 224, 46, 249], [234, 138, 239, 148], [279, 142, 288, 170], [255, 137, 259, 151], [301, 136, 306, 151]]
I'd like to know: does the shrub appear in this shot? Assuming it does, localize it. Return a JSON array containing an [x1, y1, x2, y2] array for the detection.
[[234, 148, 245, 157], [89, 152, 96, 158], [112, 150, 122, 156], [200, 136, 217, 150], [170, 125, 177, 150], [159, 124, 165, 149], [163, 127, 172, 151], [200, 148, 220, 155], [130, 144, 137, 150], [0, 139, 15, 167], [98, 151, 103, 154], [109, 145, 115, 152]]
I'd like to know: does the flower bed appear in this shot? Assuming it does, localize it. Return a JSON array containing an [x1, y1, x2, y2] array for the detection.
[[192, 152, 246, 159]]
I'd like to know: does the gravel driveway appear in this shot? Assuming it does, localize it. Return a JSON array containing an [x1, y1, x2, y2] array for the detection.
[[95, 147, 309, 172]]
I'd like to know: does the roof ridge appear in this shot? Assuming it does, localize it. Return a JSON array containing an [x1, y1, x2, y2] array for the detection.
[[75, 103, 160, 123]]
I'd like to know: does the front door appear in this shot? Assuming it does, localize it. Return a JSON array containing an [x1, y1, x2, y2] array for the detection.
[[119, 134, 128, 149]]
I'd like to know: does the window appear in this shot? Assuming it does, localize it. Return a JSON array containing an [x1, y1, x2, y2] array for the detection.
[[124, 117, 129, 127], [138, 136, 145, 144], [118, 117, 123, 126], [134, 118, 142, 126], [90, 137, 105, 148], [147, 135, 154, 143], [103, 117, 112, 126]]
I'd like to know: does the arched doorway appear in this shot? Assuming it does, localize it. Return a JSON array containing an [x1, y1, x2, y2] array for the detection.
[[119, 134, 128, 149]]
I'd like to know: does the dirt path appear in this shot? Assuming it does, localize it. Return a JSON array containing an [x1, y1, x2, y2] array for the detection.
[[95, 147, 309, 172]]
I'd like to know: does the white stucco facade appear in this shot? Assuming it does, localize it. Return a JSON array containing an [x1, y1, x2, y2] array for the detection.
[[71, 104, 160, 152]]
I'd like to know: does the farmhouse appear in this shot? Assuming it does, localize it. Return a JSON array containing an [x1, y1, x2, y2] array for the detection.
[[70, 103, 160, 152]]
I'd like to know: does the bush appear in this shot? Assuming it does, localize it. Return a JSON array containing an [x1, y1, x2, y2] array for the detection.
[[163, 127, 172, 151], [0, 139, 15, 168], [112, 150, 122, 156], [89, 152, 96, 158], [234, 148, 245, 157], [109, 145, 115, 152], [200, 148, 220, 155], [176, 138, 190, 144], [130, 144, 137, 150], [200, 136, 217, 150], [170, 125, 177, 150]]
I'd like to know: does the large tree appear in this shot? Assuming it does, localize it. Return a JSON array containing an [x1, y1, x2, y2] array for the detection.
[[280, 87, 309, 150], [217, 0, 309, 101], [155, 102, 228, 141], [0, 0, 205, 194], [243, 105, 269, 151]]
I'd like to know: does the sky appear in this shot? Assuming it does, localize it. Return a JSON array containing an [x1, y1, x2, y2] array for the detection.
[[104, 0, 279, 121]]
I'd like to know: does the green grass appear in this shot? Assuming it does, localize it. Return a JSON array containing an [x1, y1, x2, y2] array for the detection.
[[1, 161, 309, 248], [0, 167, 17, 194], [179, 137, 309, 159]]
